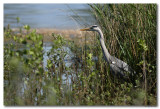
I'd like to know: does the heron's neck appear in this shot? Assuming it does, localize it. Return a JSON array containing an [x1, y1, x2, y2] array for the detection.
[[97, 29, 111, 63]]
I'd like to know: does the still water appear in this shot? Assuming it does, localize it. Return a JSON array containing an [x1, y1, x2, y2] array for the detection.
[[4, 4, 97, 29]]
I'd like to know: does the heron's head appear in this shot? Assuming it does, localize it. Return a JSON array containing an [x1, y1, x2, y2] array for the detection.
[[80, 25, 99, 32]]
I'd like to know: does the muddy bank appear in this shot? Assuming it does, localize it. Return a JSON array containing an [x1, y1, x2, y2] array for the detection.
[[4, 28, 96, 46], [11, 28, 81, 41], [8, 28, 95, 45]]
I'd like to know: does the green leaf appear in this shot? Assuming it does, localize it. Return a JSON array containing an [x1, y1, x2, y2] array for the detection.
[[16, 17, 20, 23], [29, 51, 34, 55], [24, 25, 30, 30], [88, 53, 93, 59], [13, 36, 17, 41], [91, 72, 95, 76]]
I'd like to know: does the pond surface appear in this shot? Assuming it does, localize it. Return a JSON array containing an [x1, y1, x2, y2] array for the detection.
[[4, 4, 97, 29]]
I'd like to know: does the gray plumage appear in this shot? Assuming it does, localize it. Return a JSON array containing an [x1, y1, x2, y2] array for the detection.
[[80, 25, 136, 79]]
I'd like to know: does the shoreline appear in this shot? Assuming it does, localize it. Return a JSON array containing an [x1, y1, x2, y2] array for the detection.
[[5, 28, 95, 45], [8, 28, 82, 42]]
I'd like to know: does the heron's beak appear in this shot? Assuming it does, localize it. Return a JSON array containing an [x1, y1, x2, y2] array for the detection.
[[80, 28, 90, 31]]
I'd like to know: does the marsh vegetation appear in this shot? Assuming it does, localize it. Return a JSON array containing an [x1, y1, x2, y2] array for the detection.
[[4, 4, 157, 106]]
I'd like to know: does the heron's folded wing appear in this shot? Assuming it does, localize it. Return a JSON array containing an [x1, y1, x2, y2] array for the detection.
[[110, 57, 132, 75]]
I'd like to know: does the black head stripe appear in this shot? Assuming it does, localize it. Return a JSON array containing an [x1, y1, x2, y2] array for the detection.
[[92, 25, 98, 27]]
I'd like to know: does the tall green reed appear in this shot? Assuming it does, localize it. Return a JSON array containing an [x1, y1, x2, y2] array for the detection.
[[88, 4, 157, 105]]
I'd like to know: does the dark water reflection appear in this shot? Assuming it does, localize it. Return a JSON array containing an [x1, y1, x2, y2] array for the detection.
[[4, 4, 97, 29]]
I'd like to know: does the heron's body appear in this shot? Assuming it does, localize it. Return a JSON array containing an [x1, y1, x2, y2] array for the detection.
[[80, 25, 136, 79]]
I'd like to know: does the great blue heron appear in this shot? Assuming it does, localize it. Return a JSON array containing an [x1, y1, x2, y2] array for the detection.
[[80, 25, 136, 80]]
